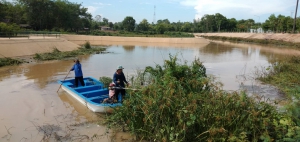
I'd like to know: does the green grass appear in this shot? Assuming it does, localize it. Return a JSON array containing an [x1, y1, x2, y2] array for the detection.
[[258, 56, 300, 99], [0, 57, 23, 67], [105, 55, 300, 141], [78, 30, 195, 38], [33, 46, 105, 61]]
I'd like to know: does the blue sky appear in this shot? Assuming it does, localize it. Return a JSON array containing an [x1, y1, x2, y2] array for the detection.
[[9, 0, 298, 23]]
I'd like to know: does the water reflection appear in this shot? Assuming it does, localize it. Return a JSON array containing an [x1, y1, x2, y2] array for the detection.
[[122, 45, 135, 52]]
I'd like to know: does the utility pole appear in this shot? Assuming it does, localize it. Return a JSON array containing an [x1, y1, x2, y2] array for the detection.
[[293, 0, 299, 33]]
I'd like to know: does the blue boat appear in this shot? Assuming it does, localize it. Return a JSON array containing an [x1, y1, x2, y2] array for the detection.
[[57, 77, 122, 113]]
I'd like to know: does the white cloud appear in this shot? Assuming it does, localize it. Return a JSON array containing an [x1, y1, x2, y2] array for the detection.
[[180, 0, 295, 20], [93, 2, 112, 6], [87, 6, 98, 15]]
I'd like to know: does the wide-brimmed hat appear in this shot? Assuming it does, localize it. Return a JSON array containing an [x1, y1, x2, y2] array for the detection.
[[117, 65, 124, 70]]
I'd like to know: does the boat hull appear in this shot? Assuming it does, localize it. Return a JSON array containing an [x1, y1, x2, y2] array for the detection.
[[58, 77, 122, 113]]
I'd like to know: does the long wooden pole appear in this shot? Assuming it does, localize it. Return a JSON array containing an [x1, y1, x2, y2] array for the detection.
[[57, 70, 71, 92], [293, 0, 299, 33]]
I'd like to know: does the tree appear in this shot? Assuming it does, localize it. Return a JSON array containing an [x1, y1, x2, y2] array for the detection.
[[102, 17, 109, 25], [122, 16, 135, 31], [138, 19, 150, 31]]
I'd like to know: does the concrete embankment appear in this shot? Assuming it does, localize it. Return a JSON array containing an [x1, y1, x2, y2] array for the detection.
[[62, 35, 210, 48], [194, 33, 300, 43], [0, 35, 210, 58], [0, 37, 79, 57]]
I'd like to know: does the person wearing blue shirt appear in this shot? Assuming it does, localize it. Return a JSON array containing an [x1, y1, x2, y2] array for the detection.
[[113, 65, 129, 101], [70, 59, 85, 87]]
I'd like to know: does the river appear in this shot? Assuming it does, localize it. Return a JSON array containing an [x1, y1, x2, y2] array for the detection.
[[0, 41, 300, 141]]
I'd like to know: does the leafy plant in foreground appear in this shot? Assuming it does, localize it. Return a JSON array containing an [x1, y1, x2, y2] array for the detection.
[[106, 55, 300, 141]]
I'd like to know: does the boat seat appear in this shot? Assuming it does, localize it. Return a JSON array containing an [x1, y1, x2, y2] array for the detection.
[[81, 89, 109, 98], [74, 85, 104, 93], [87, 95, 108, 101]]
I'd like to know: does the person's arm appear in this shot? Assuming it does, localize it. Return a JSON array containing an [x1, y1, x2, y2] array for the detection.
[[70, 64, 75, 71], [113, 73, 118, 85], [122, 72, 129, 84]]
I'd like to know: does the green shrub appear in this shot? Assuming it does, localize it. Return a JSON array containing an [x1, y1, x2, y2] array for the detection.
[[0, 57, 23, 67], [106, 55, 300, 141], [84, 41, 91, 49], [99, 76, 113, 89]]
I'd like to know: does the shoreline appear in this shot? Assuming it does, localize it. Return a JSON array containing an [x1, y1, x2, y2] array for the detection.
[[0, 35, 210, 58]]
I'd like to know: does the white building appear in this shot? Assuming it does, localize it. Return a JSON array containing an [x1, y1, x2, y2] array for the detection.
[[250, 28, 264, 33]]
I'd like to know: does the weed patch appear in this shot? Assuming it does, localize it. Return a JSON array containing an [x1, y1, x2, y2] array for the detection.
[[33, 47, 105, 61], [0, 58, 23, 67], [106, 55, 300, 141]]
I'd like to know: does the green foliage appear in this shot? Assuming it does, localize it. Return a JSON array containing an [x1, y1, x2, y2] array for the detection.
[[259, 56, 300, 98], [0, 57, 23, 67], [122, 16, 136, 31], [99, 76, 113, 89], [164, 31, 194, 37], [106, 55, 300, 141], [84, 41, 91, 49], [0, 22, 21, 37], [33, 46, 105, 61]]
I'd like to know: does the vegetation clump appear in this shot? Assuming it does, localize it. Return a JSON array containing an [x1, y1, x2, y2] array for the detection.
[[99, 76, 113, 89], [33, 47, 105, 61], [106, 55, 300, 141], [257, 56, 300, 133], [0, 57, 23, 67], [84, 41, 91, 49], [258, 56, 300, 99]]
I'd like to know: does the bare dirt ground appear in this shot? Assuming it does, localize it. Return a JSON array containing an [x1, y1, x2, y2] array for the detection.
[[0, 36, 80, 58]]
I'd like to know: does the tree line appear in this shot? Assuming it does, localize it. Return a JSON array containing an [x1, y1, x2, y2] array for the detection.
[[1, 0, 300, 34]]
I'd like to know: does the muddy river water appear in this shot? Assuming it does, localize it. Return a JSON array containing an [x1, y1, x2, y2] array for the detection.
[[1, 42, 300, 141]]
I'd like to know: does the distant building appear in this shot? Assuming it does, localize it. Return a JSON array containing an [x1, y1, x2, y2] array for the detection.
[[250, 28, 264, 33], [19, 24, 31, 29], [100, 26, 112, 31]]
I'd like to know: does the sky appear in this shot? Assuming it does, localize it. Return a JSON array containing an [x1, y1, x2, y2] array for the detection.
[[8, 0, 299, 23]]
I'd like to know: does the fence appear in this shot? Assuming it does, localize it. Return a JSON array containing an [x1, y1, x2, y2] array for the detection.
[[0, 31, 61, 39]]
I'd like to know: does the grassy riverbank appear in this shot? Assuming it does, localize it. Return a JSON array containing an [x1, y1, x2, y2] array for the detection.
[[201, 36, 300, 49], [33, 42, 105, 61], [77, 31, 194, 38], [0, 42, 105, 67], [0, 57, 23, 67], [258, 56, 300, 99], [105, 55, 300, 141]]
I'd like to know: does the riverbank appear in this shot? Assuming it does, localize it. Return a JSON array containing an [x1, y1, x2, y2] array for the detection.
[[62, 35, 210, 47], [195, 33, 300, 49], [0, 35, 210, 59]]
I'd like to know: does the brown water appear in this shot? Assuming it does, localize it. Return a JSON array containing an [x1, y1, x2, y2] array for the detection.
[[1, 42, 300, 141]]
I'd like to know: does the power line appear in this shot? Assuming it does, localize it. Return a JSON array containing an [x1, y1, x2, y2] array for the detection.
[[293, 0, 299, 33]]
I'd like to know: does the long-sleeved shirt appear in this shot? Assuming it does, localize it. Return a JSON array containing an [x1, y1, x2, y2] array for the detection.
[[70, 63, 83, 77], [113, 72, 128, 87]]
